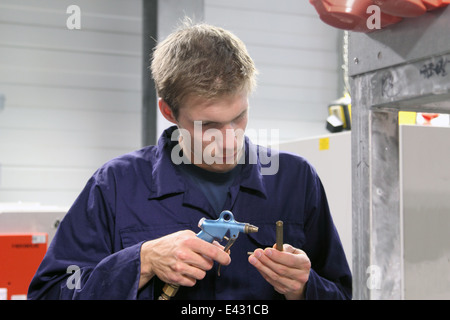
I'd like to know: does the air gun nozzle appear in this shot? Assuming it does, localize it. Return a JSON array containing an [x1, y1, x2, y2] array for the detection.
[[245, 224, 258, 234]]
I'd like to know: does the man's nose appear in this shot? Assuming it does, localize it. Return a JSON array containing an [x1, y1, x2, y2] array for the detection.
[[223, 126, 238, 150]]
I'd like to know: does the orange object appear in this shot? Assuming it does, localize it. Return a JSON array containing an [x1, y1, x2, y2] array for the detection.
[[310, 0, 449, 33], [310, 0, 402, 32], [0, 233, 47, 300], [374, 0, 427, 17], [422, 0, 443, 9], [421, 113, 440, 124], [422, 0, 449, 9]]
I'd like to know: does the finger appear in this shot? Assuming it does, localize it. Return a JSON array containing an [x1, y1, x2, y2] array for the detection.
[[173, 242, 215, 271], [212, 240, 225, 250], [166, 254, 210, 287], [282, 243, 306, 255], [168, 272, 198, 288], [259, 249, 299, 278], [212, 240, 231, 255], [248, 249, 292, 279], [173, 263, 207, 285], [255, 249, 310, 286], [271, 243, 306, 255], [248, 249, 279, 281], [264, 246, 310, 270], [189, 237, 231, 266], [248, 250, 297, 293]]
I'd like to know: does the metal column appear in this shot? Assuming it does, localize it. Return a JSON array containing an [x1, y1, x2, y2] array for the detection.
[[142, 0, 158, 146], [349, 7, 450, 299]]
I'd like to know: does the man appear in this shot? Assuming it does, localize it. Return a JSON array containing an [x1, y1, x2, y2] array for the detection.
[[28, 21, 351, 300]]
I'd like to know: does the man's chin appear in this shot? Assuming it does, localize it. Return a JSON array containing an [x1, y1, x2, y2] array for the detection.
[[197, 161, 239, 173]]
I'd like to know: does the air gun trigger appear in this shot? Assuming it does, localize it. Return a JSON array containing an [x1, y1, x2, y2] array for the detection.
[[223, 235, 237, 253], [217, 236, 237, 276]]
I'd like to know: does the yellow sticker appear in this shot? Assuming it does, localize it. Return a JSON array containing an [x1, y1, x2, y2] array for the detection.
[[319, 137, 330, 151], [399, 111, 416, 125]]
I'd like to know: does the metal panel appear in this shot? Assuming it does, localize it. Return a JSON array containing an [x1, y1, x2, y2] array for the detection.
[[350, 73, 373, 300], [401, 125, 450, 299], [349, 7, 450, 77], [370, 110, 401, 299], [142, 0, 158, 146], [349, 6, 450, 299]]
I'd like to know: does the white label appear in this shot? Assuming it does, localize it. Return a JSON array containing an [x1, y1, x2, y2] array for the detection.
[[32, 234, 46, 244], [0, 288, 7, 300]]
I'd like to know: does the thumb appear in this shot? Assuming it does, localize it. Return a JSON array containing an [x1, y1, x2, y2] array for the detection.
[[279, 243, 306, 255]]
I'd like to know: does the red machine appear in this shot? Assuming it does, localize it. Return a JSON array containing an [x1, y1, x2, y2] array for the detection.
[[0, 233, 47, 300], [310, 0, 449, 32]]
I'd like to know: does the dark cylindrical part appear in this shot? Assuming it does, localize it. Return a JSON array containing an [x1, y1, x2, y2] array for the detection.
[[276, 220, 283, 251]]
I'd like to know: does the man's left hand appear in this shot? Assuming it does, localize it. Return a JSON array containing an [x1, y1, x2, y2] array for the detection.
[[248, 244, 311, 300]]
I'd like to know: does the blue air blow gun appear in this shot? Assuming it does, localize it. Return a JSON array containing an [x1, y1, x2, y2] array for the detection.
[[158, 210, 258, 300]]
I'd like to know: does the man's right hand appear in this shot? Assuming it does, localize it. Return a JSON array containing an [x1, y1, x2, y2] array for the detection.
[[138, 230, 231, 290]]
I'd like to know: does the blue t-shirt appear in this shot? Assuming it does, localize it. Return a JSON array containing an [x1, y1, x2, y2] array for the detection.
[[179, 160, 242, 214]]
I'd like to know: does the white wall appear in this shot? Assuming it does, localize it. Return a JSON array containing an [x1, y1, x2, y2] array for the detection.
[[204, 0, 342, 142], [401, 125, 450, 299], [0, 0, 143, 207], [276, 132, 352, 268], [0, 0, 342, 209]]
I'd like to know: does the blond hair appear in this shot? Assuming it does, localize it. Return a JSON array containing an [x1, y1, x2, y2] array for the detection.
[[151, 20, 257, 119]]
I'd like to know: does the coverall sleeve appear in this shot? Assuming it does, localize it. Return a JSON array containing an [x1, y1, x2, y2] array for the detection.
[[27, 168, 142, 300], [302, 169, 352, 300]]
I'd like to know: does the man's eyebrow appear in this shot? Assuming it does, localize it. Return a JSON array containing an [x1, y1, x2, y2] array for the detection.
[[233, 109, 247, 121], [200, 108, 248, 125]]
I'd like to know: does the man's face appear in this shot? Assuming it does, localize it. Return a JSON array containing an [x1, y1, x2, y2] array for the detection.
[[175, 91, 249, 173]]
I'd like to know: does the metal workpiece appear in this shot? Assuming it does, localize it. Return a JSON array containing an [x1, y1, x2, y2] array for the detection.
[[349, 6, 450, 300], [276, 221, 283, 251], [158, 283, 179, 301], [245, 224, 259, 234]]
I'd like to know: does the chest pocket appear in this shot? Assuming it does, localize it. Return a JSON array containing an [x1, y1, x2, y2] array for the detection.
[[246, 222, 305, 250], [119, 223, 194, 248]]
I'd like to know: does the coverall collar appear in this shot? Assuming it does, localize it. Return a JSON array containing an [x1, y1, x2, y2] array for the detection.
[[148, 126, 268, 204]]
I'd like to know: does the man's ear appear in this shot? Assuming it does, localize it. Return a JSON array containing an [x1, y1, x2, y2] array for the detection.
[[158, 99, 177, 124]]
